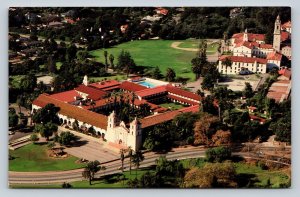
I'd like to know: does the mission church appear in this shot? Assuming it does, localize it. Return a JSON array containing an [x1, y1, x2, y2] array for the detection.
[[218, 15, 291, 75], [32, 76, 201, 151]]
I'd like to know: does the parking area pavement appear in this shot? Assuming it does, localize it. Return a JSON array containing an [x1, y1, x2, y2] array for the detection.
[[58, 127, 119, 163]]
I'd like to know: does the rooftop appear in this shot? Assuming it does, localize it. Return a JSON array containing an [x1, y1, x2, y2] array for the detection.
[[75, 85, 107, 101], [33, 94, 108, 129], [89, 80, 120, 90], [119, 81, 148, 92], [49, 90, 82, 103], [219, 55, 268, 64]]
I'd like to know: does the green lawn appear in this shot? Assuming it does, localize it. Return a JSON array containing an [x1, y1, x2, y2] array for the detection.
[[234, 162, 290, 188], [90, 40, 202, 81], [9, 143, 85, 172], [177, 39, 219, 55], [160, 102, 186, 110]]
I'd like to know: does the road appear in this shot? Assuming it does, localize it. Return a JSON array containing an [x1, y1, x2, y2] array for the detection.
[[8, 147, 206, 184], [8, 146, 290, 185]]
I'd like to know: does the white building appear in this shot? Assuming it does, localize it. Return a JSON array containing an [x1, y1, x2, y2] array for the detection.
[[218, 55, 267, 75]]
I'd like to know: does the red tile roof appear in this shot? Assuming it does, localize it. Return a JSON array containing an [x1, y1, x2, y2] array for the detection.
[[166, 85, 201, 101], [278, 69, 291, 79], [281, 31, 290, 42], [219, 55, 268, 64], [89, 80, 120, 90], [140, 111, 179, 128], [135, 86, 167, 98], [75, 85, 107, 101], [140, 105, 199, 128], [233, 33, 265, 44], [167, 94, 199, 106], [32, 94, 108, 129], [235, 41, 255, 49], [49, 90, 82, 103], [259, 44, 273, 49], [267, 52, 282, 61], [282, 21, 291, 29], [119, 81, 148, 92]]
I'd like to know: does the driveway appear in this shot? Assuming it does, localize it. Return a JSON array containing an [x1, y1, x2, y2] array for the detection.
[[58, 127, 119, 163]]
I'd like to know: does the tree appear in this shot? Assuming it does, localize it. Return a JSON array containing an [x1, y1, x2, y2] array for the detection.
[[120, 149, 125, 172], [165, 68, 176, 82], [104, 51, 108, 71], [47, 141, 55, 150], [109, 54, 114, 69], [270, 112, 291, 143], [243, 82, 253, 98], [143, 123, 173, 152], [132, 150, 144, 178], [205, 146, 232, 162], [191, 57, 203, 80], [9, 108, 18, 128], [222, 57, 232, 72], [32, 103, 60, 124], [47, 55, 57, 73], [62, 182, 72, 188], [184, 162, 237, 188], [34, 122, 57, 141], [56, 131, 77, 146], [127, 146, 133, 174], [88, 126, 96, 135], [194, 113, 219, 146], [211, 130, 231, 146], [117, 50, 136, 77], [30, 133, 39, 143], [201, 95, 218, 115], [66, 44, 77, 62], [72, 120, 79, 131], [19, 73, 37, 92], [152, 66, 162, 79], [82, 160, 101, 185]]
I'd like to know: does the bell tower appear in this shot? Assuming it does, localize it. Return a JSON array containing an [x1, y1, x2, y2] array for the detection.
[[273, 15, 281, 52], [243, 29, 248, 42], [128, 117, 142, 151], [83, 75, 88, 86]]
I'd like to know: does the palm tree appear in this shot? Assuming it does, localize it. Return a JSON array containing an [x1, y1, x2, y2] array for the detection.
[[120, 149, 125, 172], [82, 160, 101, 185], [132, 150, 144, 178], [222, 57, 232, 76], [127, 147, 133, 174], [104, 51, 108, 71], [109, 54, 114, 69], [165, 68, 176, 82]]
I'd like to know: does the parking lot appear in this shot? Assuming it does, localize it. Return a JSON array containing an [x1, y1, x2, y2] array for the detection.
[[58, 127, 119, 163]]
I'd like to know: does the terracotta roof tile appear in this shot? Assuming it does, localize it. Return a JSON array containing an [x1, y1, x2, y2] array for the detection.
[[119, 81, 148, 92], [140, 104, 199, 128], [135, 86, 167, 98], [89, 80, 120, 90], [267, 52, 282, 61], [75, 85, 107, 100], [166, 85, 201, 101], [219, 55, 267, 64], [32, 94, 108, 129], [281, 31, 290, 42], [167, 94, 199, 106], [49, 90, 82, 103]]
